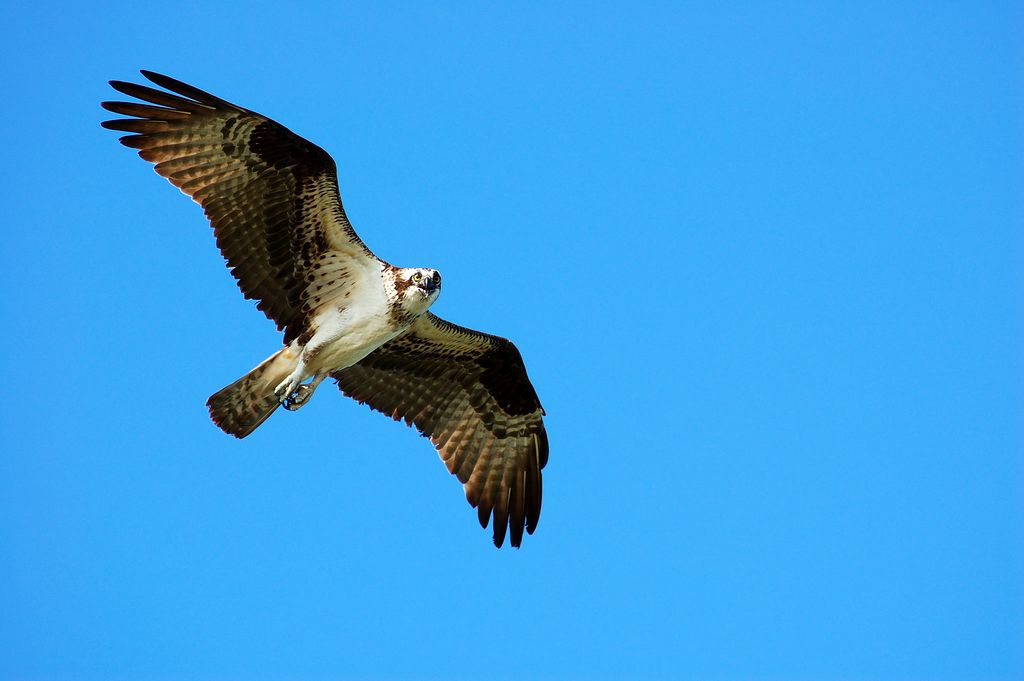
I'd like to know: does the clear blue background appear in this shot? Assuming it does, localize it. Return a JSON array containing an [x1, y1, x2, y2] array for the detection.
[[1, 3, 1020, 679]]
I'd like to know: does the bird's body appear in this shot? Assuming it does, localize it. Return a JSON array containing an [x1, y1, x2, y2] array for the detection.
[[209, 262, 441, 434], [102, 72, 547, 547]]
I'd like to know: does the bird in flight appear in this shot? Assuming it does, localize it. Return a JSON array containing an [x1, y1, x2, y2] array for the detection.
[[101, 71, 548, 548]]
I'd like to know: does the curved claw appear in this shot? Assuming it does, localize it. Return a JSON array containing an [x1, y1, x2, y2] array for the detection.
[[281, 384, 314, 411]]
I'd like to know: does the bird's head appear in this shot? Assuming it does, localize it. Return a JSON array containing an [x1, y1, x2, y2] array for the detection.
[[408, 267, 441, 294], [394, 267, 442, 316]]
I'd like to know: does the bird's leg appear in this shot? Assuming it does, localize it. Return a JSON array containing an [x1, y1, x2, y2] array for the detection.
[[278, 371, 328, 412], [274, 353, 309, 410], [275, 321, 341, 410], [274, 363, 305, 407]]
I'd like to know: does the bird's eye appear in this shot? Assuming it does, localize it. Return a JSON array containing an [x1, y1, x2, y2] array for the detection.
[[412, 272, 422, 282]]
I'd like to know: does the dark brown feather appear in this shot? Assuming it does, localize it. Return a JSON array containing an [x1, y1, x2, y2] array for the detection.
[[333, 313, 547, 548], [139, 70, 238, 108], [101, 70, 376, 343], [108, 80, 221, 113], [100, 101, 192, 120]]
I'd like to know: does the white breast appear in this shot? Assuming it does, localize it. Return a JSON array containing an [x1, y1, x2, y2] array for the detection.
[[300, 260, 405, 373]]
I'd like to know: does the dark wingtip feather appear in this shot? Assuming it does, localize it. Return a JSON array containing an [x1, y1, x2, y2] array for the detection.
[[526, 431, 544, 533], [101, 118, 170, 133], [536, 426, 550, 469], [100, 100, 192, 120], [107, 79, 212, 112], [118, 134, 150, 149], [509, 486, 526, 548], [492, 488, 511, 548], [107, 80, 135, 95], [526, 469, 542, 535], [139, 69, 175, 84], [139, 70, 239, 109]]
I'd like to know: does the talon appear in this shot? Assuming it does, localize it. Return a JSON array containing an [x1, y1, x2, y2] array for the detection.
[[282, 384, 313, 411], [275, 376, 299, 399], [275, 382, 291, 399], [275, 372, 325, 412]]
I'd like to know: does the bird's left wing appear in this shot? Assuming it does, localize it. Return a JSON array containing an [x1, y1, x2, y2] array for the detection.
[[332, 313, 548, 548], [101, 71, 378, 344]]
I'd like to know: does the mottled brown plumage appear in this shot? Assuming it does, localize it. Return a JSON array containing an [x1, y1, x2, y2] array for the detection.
[[102, 71, 548, 548], [335, 313, 547, 547], [102, 71, 370, 344]]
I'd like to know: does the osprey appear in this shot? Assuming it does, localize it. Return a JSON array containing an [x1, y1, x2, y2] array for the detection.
[[101, 71, 548, 548]]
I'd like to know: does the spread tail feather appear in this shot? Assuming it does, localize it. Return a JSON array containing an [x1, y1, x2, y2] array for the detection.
[[207, 348, 296, 438]]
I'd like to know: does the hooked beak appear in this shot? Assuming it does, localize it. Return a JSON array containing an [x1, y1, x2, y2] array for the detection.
[[421, 273, 441, 293]]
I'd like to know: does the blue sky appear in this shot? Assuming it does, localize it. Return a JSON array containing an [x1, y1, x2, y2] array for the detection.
[[1, 2, 1021, 679]]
